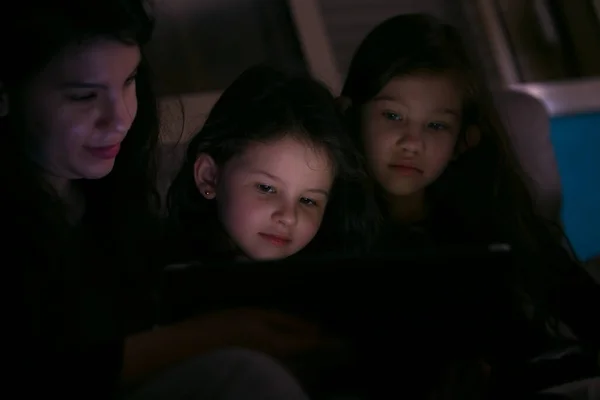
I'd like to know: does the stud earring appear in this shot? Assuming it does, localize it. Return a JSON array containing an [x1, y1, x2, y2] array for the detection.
[[204, 190, 211, 196]]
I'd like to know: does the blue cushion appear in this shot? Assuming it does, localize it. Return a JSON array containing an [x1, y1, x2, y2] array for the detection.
[[550, 113, 600, 261]]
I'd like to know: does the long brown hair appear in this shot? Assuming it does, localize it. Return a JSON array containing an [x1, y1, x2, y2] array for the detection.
[[167, 65, 379, 261], [1, 0, 161, 340]]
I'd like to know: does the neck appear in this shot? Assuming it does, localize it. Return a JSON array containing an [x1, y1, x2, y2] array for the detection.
[[44, 173, 84, 225], [45, 173, 71, 198], [386, 190, 428, 223]]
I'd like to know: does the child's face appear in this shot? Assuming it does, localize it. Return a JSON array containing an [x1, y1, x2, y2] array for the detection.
[[359, 73, 462, 198], [216, 135, 333, 261]]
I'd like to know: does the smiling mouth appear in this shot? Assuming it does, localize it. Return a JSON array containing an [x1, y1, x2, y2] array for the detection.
[[85, 143, 121, 160], [259, 233, 292, 247]]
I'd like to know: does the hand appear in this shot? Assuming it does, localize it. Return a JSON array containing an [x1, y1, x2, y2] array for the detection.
[[178, 308, 341, 359]]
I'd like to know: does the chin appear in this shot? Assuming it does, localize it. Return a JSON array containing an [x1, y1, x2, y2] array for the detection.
[[386, 185, 423, 197], [80, 161, 117, 180], [248, 251, 290, 262]]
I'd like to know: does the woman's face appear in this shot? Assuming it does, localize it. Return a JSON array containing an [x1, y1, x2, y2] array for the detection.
[[15, 38, 141, 182]]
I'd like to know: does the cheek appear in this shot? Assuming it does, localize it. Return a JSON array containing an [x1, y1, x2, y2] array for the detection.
[[59, 112, 95, 144], [362, 129, 394, 172], [299, 209, 324, 237], [28, 101, 90, 158], [362, 124, 391, 156], [219, 189, 262, 233], [425, 136, 458, 174]]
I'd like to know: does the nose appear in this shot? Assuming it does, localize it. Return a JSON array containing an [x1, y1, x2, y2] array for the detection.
[[99, 91, 137, 134], [396, 122, 424, 154], [272, 199, 297, 227]]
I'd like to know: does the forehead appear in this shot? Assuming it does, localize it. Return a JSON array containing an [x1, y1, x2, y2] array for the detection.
[[376, 73, 463, 111], [231, 135, 333, 177], [40, 39, 141, 82]]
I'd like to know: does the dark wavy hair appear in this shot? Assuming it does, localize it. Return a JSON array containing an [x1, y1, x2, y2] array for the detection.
[[167, 65, 379, 261], [341, 13, 594, 343], [1, 0, 160, 337]]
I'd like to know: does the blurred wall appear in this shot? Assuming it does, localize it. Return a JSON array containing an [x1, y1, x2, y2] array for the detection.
[[147, 0, 490, 96], [318, 0, 466, 75], [146, 0, 307, 96], [152, 0, 487, 143]]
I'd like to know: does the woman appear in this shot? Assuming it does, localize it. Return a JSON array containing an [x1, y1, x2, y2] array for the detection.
[[2, 1, 320, 398]]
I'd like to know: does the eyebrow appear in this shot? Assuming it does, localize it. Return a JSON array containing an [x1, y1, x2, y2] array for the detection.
[[372, 94, 403, 103], [60, 66, 139, 89], [251, 170, 329, 197], [61, 82, 106, 89], [251, 169, 281, 182], [305, 188, 329, 197], [373, 94, 460, 117], [434, 108, 460, 117]]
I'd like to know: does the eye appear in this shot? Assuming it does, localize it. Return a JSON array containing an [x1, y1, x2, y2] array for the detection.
[[125, 73, 137, 86], [300, 197, 317, 207], [257, 184, 276, 194], [382, 110, 403, 121], [67, 92, 97, 102], [428, 122, 449, 131]]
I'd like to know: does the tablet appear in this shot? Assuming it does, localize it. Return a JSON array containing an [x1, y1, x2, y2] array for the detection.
[[159, 243, 521, 349]]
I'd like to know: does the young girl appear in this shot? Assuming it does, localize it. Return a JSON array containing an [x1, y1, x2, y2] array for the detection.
[[166, 64, 377, 263], [340, 12, 599, 395]]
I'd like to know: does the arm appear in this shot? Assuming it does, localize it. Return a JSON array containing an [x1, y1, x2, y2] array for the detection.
[[551, 258, 600, 347], [122, 320, 222, 386], [122, 307, 335, 387]]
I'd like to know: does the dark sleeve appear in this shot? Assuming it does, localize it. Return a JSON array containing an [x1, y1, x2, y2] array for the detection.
[[13, 339, 125, 399], [7, 267, 126, 399], [546, 227, 600, 346], [551, 261, 600, 347], [120, 218, 165, 335], [5, 219, 126, 398]]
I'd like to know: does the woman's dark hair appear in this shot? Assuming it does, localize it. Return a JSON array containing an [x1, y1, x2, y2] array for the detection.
[[1, 0, 160, 337], [341, 13, 588, 340], [167, 64, 378, 261]]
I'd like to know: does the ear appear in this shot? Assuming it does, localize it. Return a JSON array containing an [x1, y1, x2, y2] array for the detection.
[[0, 81, 9, 118], [335, 96, 352, 114], [193, 153, 219, 199], [456, 125, 481, 156]]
